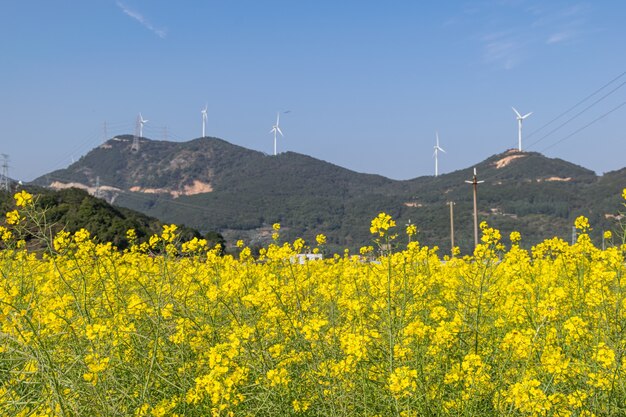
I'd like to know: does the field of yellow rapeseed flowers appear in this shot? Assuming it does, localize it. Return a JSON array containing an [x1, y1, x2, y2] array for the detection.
[[1, 190, 625, 416]]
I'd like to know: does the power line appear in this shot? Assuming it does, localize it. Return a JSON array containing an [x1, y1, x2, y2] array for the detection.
[[526, 80, 626, 149], [539, 101, 626, 153], [468, 100, 626, 187], [525, 70, 626, 141]]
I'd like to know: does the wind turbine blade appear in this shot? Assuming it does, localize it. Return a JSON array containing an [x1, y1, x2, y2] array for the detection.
[[439, 147, 446, 153], [512, 107, 522, 118], [522, 111, 533, 119], [270, 127, 275, 134], [276, 126, 283, 136]]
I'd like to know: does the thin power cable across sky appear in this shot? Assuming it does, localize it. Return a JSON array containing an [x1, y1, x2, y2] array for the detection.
[[538, 101, 626, 153], [525, 70, 626, 141], [526, 80, 626, 150]]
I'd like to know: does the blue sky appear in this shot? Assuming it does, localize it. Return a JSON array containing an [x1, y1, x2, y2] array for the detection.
[[1, 1, 625, 182]]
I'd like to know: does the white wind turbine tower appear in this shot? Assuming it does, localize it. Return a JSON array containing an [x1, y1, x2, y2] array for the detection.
[[270, 112, 284, 156], [138, 113, 148, 138], [201, 105, 208, 137], [512, 107, 532, 151], [433, 132, 446, 177]]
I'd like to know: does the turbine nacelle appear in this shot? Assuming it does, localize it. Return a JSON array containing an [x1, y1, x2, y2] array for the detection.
[[512, 107, 532, 120], [271, 125, 284, 137]]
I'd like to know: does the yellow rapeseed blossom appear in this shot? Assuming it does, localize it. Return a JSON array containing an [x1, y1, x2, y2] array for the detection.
[[388, 366, 417, 399], [149, 234, 160, 249], [126, 228, 137, 243], [266, 367, 290, 387], [593, 342, 615, 369], [1, 191, 626, 416], [161, 224, 178, 242], [370, 212, 396, 237], [0, 226, 12, 241], [315, 234, 326, 245], [14, 190, 33, 207], [359, 245, 373, 255], [292, 399, 311, 413], [6, 209, 21, 225], [181, 237, 208, 254], [53, 230, 71, 251], [574, 215, 590, 232]]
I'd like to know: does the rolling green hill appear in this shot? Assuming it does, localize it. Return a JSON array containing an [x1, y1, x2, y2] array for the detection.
[[32, 135, 626, 254], [0, 186, 218, 251]]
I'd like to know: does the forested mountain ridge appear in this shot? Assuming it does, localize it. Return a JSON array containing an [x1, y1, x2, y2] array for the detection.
[[32, 135, 625, 254]]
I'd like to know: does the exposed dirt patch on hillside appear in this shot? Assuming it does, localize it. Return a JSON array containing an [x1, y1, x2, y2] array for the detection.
[[494, 154, 526, 169], [129, 180, 213, 198], [183, 180, 213, 195], [129, 186, 172, 195], [539, 177, 572, 182], [50, 181, 90, 191]]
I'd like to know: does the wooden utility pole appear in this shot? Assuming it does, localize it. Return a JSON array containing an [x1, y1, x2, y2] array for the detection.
[[465, 168, 484, 249], [448, 201, 455, 255]]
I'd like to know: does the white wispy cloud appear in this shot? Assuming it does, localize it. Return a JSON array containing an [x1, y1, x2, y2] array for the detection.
[[546, 31, 574, 44], [532, 3, 586, 45], [116, 1, 167, 39], [481, 31, 527, 70], [476, 2, 588, 69]]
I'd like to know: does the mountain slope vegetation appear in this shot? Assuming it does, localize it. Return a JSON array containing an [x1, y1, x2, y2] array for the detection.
[[33, 135, 626, 254]]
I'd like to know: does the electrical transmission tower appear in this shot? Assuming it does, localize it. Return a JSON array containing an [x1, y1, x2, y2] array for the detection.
[[131, 116, 140, 152], [95, 176, 101, 199], [1, 154, 9, 192]]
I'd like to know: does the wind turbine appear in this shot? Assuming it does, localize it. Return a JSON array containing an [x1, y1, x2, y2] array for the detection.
[[270, 112, 283, 156], [512, 107, 532, 151], [201, 104, 208, 137], [138, 113, 148, 138], [433, 132, 446, 177]]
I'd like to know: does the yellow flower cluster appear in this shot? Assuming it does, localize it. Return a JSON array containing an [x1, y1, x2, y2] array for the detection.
[[370, 212, 396, 236], [574, 215, 591, 232], [14, 190, 33, 207], [1, 201, 625, 416]]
